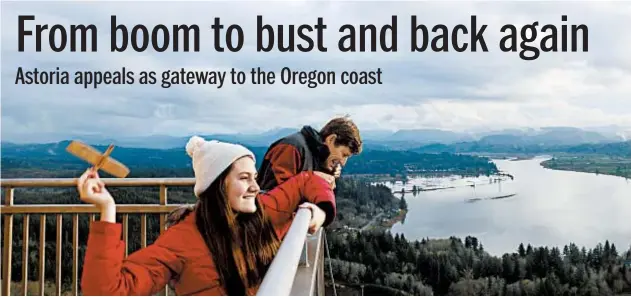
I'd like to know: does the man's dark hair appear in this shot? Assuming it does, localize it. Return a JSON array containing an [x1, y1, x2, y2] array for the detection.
[[319, 115, 363, 154]]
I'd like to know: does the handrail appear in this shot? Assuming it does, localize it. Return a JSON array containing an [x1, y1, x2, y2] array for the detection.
[[1, 204, 179, 214], [0, 177, 195, 187], [257, 208, 312, 296]]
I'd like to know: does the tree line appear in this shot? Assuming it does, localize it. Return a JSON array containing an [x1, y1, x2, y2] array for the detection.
[[326, 230, 631, 295]]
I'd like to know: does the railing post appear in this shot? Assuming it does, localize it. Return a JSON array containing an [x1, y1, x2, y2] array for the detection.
[[141, 214, 147, 248], [299, 236, 310, 267], [38, 215, 46, 295], [72, 214, 79, 295], [22, 214, 30, 295], [2, 187, 15, 296], [55, 214, 63, 295], [317, 231, 325, 296], [159, 185, 168, 234], [122, 214, 129, 257], [159, 184, 169, 296], [289, 228, 325, 296]]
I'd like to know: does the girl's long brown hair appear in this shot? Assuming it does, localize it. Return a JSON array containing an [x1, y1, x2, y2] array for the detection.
[[194, 162, 281, 295]]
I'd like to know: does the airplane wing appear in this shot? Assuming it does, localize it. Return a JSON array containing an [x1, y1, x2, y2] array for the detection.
[[66, 140, 130, 178], [66, 140, 105, 165], [100, 158, 130, 178]]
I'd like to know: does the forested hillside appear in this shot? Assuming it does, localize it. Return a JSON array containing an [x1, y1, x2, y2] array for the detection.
[[326, 231, 631, 296]]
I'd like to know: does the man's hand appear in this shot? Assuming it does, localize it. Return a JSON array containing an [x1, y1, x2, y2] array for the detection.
[[333, 164, 342, 178], [299, 202, 326, 234]]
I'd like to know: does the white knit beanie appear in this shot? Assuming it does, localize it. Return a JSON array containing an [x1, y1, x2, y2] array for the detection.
[[186, 136, 256, 197]]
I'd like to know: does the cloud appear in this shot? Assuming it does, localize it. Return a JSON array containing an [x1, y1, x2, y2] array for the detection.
[[2, 1, 631, 141]]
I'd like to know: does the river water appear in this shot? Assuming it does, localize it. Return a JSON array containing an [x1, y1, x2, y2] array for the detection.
[[381, 157, 631, 256]]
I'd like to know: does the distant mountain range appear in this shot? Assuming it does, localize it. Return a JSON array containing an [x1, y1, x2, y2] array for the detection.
[[412, 140, 631, 157], [3, 126, 628, 150], [0, 140, 500, 178]]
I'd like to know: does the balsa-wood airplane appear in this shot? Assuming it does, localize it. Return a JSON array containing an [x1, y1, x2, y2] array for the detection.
[[66, 140, 130, 178]]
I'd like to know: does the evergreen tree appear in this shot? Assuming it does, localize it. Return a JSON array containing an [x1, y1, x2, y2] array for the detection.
[[519, 243, 526, 257], [399, 196, 408, 210]]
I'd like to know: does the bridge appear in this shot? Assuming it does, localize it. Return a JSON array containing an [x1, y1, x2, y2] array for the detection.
[[0, 178, 326, 296]]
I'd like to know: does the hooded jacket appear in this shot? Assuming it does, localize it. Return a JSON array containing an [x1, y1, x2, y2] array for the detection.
[[81, 171, 335, 296]]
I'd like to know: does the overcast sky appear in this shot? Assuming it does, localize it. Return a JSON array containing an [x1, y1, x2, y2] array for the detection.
[[2, 1, 631, 142]]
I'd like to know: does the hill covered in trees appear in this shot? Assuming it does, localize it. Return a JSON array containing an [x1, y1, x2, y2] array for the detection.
[[541, 155, 631, 178], [327, 177, 405, 230], [326, 231, 631, 296], [342, 151, 498, 177]]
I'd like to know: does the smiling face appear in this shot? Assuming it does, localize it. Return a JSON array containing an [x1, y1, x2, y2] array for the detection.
[[224, 156, 260, 213], [323, 134, 353, 172]]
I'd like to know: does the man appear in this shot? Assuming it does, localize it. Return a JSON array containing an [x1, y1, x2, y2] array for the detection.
[[256, 116, 363, 227]]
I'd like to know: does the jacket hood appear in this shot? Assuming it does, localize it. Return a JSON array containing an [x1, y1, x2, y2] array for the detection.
[[300, 126, 330, 171]]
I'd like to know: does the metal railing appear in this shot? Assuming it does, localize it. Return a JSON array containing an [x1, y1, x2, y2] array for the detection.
[[0, 177, 325, 296], [257, 209, 325, 296]]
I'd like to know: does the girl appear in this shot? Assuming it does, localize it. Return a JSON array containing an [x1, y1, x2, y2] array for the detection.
[[79, 136, 336, 296]]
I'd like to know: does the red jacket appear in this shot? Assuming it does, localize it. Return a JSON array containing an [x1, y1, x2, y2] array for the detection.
[[257, 126, 328, 191], [81, 171, 335, 296]]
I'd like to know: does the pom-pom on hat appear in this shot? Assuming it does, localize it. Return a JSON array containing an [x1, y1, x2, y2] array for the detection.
[[186, 136, 255, 197]]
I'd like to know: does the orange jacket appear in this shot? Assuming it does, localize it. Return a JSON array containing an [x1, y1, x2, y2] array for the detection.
[[81, 171, 335, 296]]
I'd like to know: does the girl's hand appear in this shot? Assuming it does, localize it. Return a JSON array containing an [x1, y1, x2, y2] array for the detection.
[[77, 168, 115, 209], [299, 202, 326, 234]]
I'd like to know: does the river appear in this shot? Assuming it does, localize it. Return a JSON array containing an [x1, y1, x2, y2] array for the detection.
[[381, 157, 631, 256]]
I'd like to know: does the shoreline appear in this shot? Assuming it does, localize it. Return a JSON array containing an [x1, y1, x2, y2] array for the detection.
[[355, 209, 408, 232], [382, 209, 407, 228], [346, 171, 498, 183]]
